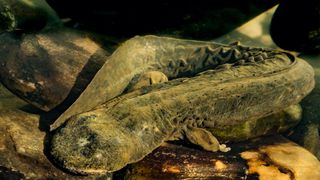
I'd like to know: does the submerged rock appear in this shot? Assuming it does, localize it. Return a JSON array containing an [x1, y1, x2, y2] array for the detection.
[[0, 84, 28, 110], [0, 0, 61, 32], [240, 136, 320, 180], [0, 28, 116, 111]]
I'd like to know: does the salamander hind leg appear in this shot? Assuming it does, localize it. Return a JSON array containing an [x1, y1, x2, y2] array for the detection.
[[183, 126, 231, 152], [126, 71, 168, 92]]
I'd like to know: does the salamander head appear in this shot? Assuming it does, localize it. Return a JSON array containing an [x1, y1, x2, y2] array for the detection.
[[50, 114, 134, 174]]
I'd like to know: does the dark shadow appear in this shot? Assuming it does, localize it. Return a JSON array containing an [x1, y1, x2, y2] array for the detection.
[[270, 0, 320, 53], [0, 166, 25, 180], [48, 0, 279, 40]]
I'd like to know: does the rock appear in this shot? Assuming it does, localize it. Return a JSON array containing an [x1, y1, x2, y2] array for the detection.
[[0, 84, 28, 110], [0, 28, 117, 111], [241, 139, 320, 180], [122, 135, 320, 179], [214, 6, 278, 49], [0, 109, 109, 179], [0, 0, 61, 32], [270, 0, 320, 52]]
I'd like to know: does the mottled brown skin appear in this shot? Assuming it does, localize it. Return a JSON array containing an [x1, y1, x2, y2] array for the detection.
[[50, 37, 315, 174]]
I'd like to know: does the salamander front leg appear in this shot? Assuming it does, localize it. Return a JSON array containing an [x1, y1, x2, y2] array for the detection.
[[126, 71, 168, 92], [183, 126, 231, 152]]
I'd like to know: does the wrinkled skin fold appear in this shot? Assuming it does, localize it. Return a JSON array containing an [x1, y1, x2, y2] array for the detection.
[[50, 36, 315, 174]]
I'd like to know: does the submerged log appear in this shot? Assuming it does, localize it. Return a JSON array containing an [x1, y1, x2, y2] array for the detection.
[[123, 136, 320, 180], [0, 28, 117, 111], [122, 143, 247, 179]]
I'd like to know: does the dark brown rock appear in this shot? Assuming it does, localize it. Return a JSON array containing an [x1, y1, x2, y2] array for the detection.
[[0, 28, 117, 111], [0, 84, 28, 110], [0, 0, 61, 32]]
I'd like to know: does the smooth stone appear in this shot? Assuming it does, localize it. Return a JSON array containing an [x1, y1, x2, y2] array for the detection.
[[0, 28, 116, 111], [241, 138, 320, 180]]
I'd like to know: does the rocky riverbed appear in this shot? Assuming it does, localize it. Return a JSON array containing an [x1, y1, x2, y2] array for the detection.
[[0, 1, 319, 179]]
